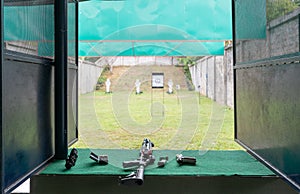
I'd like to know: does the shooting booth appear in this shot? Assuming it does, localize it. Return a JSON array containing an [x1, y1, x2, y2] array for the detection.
[[0, 0, 299, 193], [1, 0, 79, 193]]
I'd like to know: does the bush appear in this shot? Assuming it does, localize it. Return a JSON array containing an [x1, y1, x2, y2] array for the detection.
[[177, 57, 200, 82], [97, 76, 107, 86], [97, 65, 110, 86], [267, 0, 298, 21]]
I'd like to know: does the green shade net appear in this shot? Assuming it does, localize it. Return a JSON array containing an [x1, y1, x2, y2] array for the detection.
[[235, 0, 267, 40], [4, 4, 54, 41], [79, 0, 232, 56], [4, 0, 268, 56], [79, 0, 232, 41], [4, 3, 76, 58], [79, 41, 225, 56], [4, 0, 236, 56], [4, 4, 54, 58]]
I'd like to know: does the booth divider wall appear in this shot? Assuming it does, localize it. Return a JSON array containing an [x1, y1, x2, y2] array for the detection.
[[233, 0, 300, 191]]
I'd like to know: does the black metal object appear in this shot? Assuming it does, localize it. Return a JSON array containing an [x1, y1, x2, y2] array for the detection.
[[75, 0, 79, 67], [0, 0, 3, 192], [231, 0, 238, 141], [176, 154, 196, 165], [75, 0, 79, 144], [54, 0, 68, 159], [299, 14, 300, 52], [65, 148, 78, 169]]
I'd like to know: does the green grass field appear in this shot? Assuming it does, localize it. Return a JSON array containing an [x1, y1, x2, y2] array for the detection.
[[74, 88, 242, 151]]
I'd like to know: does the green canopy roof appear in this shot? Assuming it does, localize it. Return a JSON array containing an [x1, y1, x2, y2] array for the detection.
[[78, 0, 232, 56], [4, 0, 266, 56], [79, 41, 225, 56]]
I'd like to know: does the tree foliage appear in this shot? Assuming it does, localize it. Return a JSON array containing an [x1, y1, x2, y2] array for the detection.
[[177, 57, 201, 81], [177, 57, 197, 66], [294, 0, 300, 6], [267, 0, 298, 21]]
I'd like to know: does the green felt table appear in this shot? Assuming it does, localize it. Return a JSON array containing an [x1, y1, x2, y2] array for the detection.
[[41, 149, 274, 176]]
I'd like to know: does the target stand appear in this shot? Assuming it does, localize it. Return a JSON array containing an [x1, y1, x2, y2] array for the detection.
[[151, 73, 165, 117]]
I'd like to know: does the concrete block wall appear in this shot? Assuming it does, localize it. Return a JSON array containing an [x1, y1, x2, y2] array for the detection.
[[269, 15, 299, 57], [236, 8, 300, 63]]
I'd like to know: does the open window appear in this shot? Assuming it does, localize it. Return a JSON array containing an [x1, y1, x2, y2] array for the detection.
[[0, 0, 78, 193]]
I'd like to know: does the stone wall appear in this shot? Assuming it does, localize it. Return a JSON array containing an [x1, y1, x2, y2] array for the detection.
[[236, 8, 300, 63]]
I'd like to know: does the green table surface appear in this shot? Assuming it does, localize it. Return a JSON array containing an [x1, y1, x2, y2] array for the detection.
[[41, 149, 274, 176]]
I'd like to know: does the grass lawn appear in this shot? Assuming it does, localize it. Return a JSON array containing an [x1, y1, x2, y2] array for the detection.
[[74, 89, 242, 151]]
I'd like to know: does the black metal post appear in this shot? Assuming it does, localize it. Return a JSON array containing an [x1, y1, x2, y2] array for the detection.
[[55, 0, 68, 159], [299, 14, 300, 52], [0, 0, 3, 191], [231, 0, 238, 140], [75, 0, 79, 140]]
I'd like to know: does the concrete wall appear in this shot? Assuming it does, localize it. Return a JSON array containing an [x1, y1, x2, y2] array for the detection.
[[224, 46, 234, 108], [78, 56, 178, 94], [207, 57, 216, 101], [78, 60, 104, 94], [189, 46, 233, 108], [236, 8, 300, 63], [112, 56, 178, 66], [215, 56, 225, 104], [190, 8, 300, 108]]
